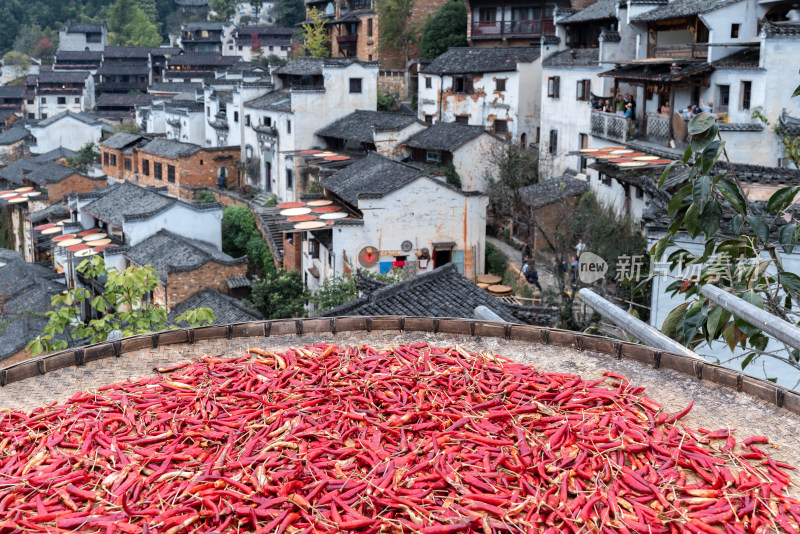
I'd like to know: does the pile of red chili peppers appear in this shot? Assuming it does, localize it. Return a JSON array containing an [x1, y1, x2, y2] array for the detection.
[[0, 343, 797, 534]]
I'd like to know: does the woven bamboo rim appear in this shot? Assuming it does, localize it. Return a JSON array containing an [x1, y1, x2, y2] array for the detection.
[[1, 317, 795, 413]]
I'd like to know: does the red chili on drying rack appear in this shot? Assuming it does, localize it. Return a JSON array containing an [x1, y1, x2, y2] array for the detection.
[[0, 343, 796, 534]]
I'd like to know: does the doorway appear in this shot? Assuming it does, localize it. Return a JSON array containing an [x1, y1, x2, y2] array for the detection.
[[433, 249, 452, 267]]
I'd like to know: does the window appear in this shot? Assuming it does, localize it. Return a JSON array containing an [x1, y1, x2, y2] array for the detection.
[[424, 114, 433, 124], [478, 7, 496, 22], [124, 158, 132, 171], [496, 78, 506, 92], [206, 107, 210, 117], [41, 113, 47, 119], [494, 119, 508, 135], [718, 84, 730, 111], [142, 159, 150, 176], [349, 78, 362, 93], [426, 150, 442, 163], [601, 173, 612, 186], [453, 76, 473, 94], [103, 152, 109, 166], [579, 133, 588, 171], [110, 154, 117, 167], [263, 116, 272, 126], [234, 111, 239, 122], [731, 23, 740, 38], [455, 115, 469, 125], [368, 18, 373, 37], [740, 81, 752, 110], [286, 169, 293, 189], [635, 186, 644, 199], [576, 80, 591, 101], [548, 76, 560, 98], [310, 238, 320, 259], [535, 126, 541, 144], [27, 113, 34, 119], [287, 119, 291, 134], [154, 162, 163, 180], [74, 97, 80, 104], [425, 76, 432, 89], [167, 165, 176, 183], [57, 97, 66, 105], [238, 45, 243, 51], [245, 114, 251, 126], [549, 129, 558, 155], [27, 99, 33, 105], [199, 159, 203, 165], [41, 97, 47, 104]]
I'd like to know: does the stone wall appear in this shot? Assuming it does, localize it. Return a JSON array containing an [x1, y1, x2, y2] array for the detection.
[[166, 260, 248, 310]]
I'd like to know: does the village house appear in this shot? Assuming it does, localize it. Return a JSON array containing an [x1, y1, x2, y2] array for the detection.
[[175, 0, 211, 23], [136, 82, 205, 143], [53, 50, 103, 72], [165, 53, 243, 82], [96, 93, 155, 122], [179, 22, 236, 54], [99, 132, 152, 183], [95, 47, 152, 95], [232, 1, 277, 25], [242, 57, 378, 200], [24, 71, 95, 121], [227, 26, 294, 61], [464, 0, 567, 47], [0, 160, 107, 204], [0, 126, 31, 166], [57, 21, 108, 52], [0, 87, 25, 116], [29, 111, 114, 154], [400, 121, 505, 192], [315, 109, 425, 158], [418, 47, 542, 144]]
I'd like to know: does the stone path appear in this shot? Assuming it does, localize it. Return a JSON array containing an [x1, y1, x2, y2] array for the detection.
[[486, 236, 560, 291]]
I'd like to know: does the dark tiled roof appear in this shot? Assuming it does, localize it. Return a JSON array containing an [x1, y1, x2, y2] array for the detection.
[[559, 0, 617, 24], [542, 48, 600, 67], [175, 0, 209, 5], [103, 46, 153, 59], [403, 122, 487, 152], [598, 61, 712, 81], [542, 35, 561, 45], [149, 82, 203, 93], [31, 147, 77, 163], [422, 47, 540, 75], [26, 202, 69, 223], [80, 182, 176, 227], [244, 90, 292, 112], [713, 48, 760, 68], [0, 160, 79, 186], [150, 47, 183, 56], [0, 86, 25, 98], [36, 71, 91, 84], [101, 131, 150, 150], [778, 110, 800, 137], [728, 162, 800, 185], [183, 21, 232, 30], [0, 251, 65, 360], [273, 57, 370, 76], [34, 110, 102, 127], [717, 122, 763, 132], [762, 22, 800, 37], [169, 287, 261, 326], [126, 229, 244, 279], [169, 54, 241, 67], [55, 51, 103, 64], [139, 138, 201, 158], [321, 152, 425, 207], [64, 22, 104, 34], [600, 30, 621, 42], [237, 26, 296, 36], [316, 110, 416, 143], [97, 63, 151, 76], [632, 0, 742, 22], [226, 275, 251, 289], [316, 264, 559, 326], [96, 93, 154, 107], [0, 127, 30, 145], [520, 175, 589, 210]]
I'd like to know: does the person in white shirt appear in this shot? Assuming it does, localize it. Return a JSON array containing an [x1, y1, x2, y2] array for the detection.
[[576, 239, 587, 258]]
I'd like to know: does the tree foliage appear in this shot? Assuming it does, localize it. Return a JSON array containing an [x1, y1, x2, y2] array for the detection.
[[107, 0, 161, 47], [222, 205, 276, 277], [443, 162, 462, 189], [66, 142, 100, 170], [275, 0, 305, 27], [486, 143, 539, 236], [375, 0, 420, 67], [209, 0, 241, 20], [308, 271, 396, 314], [301, 7, 329, 58], [652, 101, 800, 383], [34, 38, 56, 61], [419, 0, 467, 59], [248, 270, 307, 319], [27, 257, 215, 356], [2, 51, 31, 79], [13, 24, 57, 57]]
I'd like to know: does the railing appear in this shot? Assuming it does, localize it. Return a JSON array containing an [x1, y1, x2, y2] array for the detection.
[[471, 20, 555, 38], [649, 43, 708, 60], [590, 110, 630, 143], [645, 113, 670, 140], [336, 35, 358, 50]]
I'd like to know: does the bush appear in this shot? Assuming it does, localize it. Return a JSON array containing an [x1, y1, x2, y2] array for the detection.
[[485, 243, 507, 277], [377, 91, 396, 111], [443, 163, 462, 189], [248, 269, 308, 319], [195, 190, 216, 204]]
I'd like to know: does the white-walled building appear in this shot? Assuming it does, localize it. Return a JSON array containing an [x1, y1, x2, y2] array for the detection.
[[242, 57, 378, 200], [179, 22, 236, 54], [57, 21, 107, 52], [29, 111, 114, 154], [24, 71, 95, 121], [315, 109, 426, 159], [232, 2, 277, 25], [226, 26, 294, 61], [418, 47, 541, 144]]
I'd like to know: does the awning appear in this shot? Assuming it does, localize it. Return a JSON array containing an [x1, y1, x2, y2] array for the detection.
[[599, 61, 712, 84]]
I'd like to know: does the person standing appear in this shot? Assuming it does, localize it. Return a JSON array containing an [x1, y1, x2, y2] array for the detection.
[[576, 238, 587, 258], [521, 242, 531, 264], [526, 261, 542, 291]]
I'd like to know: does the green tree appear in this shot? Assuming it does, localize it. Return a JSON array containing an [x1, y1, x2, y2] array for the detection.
[[377, 91, 396, 111], [209, 0, 241, 20], [107, 0, 161, 47], [221, 205, 276, 276], [2, 51, 31, 79], [248, 270, 308, 319], [13, 24, 48, 56], [376, 0, 420, 68], [66, 142, 100, 170], [443, 162, 462, 189], [27, 257, 215, 356], [419, 0, 467, 59], [275, 0, 305, 27], [302, 7, 329, 58], [195, 190, 216, 204], [309, 271, 396, 313], [651, 89, 800, 382], [485, 142, 539, 237]]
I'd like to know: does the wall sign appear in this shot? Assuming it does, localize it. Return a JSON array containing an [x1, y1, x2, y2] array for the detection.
[[358, 246, 379, 268]]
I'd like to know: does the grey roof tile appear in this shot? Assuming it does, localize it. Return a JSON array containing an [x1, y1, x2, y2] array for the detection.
[[168, 54, 241, 67], [96, 93, 154, 107], [559, 0, 617, 24], [101, 132, 150, 150], [125, 229, 244, 279], [422, 47, 540, 75], [96, 63, 151, 76], [0, 160, 80, 186], [55, 50, 104, 61], [64, 22, 104, 33], [0, 127, 31, 145], [316, 264, 559, 326], [183, 21, 232, 30], [713, 48, 760, 68], [762, 22, 800, 37], [316, 110, 416, 143], [321, 152, 426, 207], [403, 122, 487, 152], [0, 86, 25, 98], [31, 147, 77, 163], [36, 71, 91, 84], [149, 82, 203, 93], [632, 0, 743, 22], [169, 287, 261, 326], [542, 48, 600, 67], [778, 110, 800, 137], [34, 110, 102, 128], [139, 138, 201, 158], [103, 46, 153, 59], [80, 181, 176, 227], [244, 90, 292, 112], [26, 202, 69, 223], [273, 57, 371, 76], [520, 175, 589, 210]]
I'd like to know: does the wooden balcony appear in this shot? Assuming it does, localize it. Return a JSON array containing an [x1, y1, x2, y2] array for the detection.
[[471, 20, 555, 39], [648, 43, 708, 60], [590, 111, 630, 143], [336, 34, 358, 54]]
